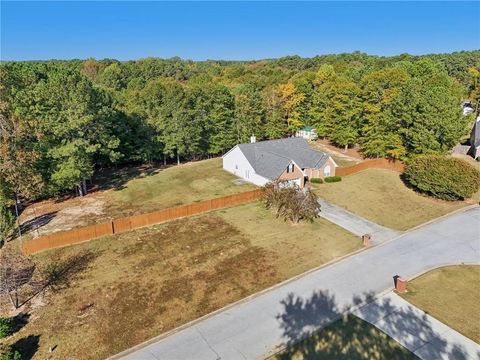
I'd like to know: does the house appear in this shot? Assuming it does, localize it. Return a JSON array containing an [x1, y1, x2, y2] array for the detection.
[[462, 101, 475, 116], [222, 136, 337, 188], [295, 126, 318, 141]]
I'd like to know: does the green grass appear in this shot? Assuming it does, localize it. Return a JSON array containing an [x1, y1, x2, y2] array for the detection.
[[270, 315, 417, 360], [401, 265, 480, 343], [104, 158, 254, 217], [313, 169, 468, 231], [4, 202, 361, 359]]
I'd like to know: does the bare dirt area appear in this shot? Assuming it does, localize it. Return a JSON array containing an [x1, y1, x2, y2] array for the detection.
[[19, 193, 108, 238], [310, 140, 363, 167]]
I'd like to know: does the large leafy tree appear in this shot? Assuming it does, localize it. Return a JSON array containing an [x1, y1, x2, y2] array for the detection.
[[135, 78, 185, 163], [264, 85, 288, 139], [11, 67, 121, 195], [233, 84, 266, 143], [312, 65, 362, 149], [467, 67, 480, 113], [200, 84, 236, 155], [359, 68, 410, 158], [388, 61, 468, 155], [278, 82, 305, 132]]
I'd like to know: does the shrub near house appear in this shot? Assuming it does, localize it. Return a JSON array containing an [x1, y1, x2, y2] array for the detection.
[[324, 176, 342, 183], [263, 181, 321, 223], [404, 156, 480, 201]]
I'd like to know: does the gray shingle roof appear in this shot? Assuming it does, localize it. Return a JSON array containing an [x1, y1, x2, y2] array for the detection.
[[237, 137, 330, 180]]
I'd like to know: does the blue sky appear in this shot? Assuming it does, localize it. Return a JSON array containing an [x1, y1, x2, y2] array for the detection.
[[1, 1, 479, 61]]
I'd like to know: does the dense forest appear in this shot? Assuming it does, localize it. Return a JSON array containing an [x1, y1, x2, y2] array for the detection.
[[1, 51, 480, 207]]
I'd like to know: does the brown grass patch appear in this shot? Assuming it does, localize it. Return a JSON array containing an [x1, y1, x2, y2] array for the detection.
[[3, 203, 360, 359]]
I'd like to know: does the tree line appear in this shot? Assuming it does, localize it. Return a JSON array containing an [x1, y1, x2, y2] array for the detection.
[[0, 51, 479, 213]]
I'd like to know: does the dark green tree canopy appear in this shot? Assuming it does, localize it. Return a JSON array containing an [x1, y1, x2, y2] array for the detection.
[[1, 50, 478, 200]]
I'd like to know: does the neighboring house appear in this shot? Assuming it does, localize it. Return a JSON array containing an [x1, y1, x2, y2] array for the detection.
[[296, 126, 318, 141], [462, 101, 475, 116], [469, 115, 480, 159], [223, 136, 337, 188]]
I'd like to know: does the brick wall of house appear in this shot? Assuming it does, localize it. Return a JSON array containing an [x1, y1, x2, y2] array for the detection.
[[304, 157, 336, 179], [278, 161, 305, 187]]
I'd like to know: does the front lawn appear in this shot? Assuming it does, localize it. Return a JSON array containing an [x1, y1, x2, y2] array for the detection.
[[270, 315, 417, 360], [313, 169, 468, 231], [3, 202, 361, 359], [401, 265, 480, 343]]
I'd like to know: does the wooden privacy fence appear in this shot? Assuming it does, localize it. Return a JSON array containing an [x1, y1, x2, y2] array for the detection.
[[21, 189, 263, 255], [336, 158, 404, 177]]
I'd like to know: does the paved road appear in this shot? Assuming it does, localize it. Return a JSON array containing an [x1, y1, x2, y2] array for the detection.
[[318, 199, 401, 245], [115, 206, 480, 360], [354, 292, 480, 360]]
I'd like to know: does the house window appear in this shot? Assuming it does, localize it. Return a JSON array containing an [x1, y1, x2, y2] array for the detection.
[[235, 164, 238, 170], [324, 165, 331, 177], [287, 163, 294, 173]]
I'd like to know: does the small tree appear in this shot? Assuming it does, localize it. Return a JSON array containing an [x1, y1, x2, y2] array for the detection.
[[0, 248, 38, 309], [404, 155, 480, 201], [263, 181, 321, 223]]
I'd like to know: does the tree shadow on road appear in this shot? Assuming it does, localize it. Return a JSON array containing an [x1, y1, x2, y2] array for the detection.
[[274, 290, 479, 360]]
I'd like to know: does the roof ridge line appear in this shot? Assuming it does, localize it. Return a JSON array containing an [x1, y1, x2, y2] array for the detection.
[[255, 148, 293, 161]]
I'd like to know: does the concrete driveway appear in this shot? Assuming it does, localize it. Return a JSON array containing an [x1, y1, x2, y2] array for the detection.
[[318, 199, 401, 245], [114, 206, 480, 360]]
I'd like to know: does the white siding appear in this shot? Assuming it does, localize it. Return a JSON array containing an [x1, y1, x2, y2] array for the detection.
[[222, 146, 270, 186]]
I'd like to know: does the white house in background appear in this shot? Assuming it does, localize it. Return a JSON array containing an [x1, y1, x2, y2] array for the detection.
[[295, 125, 318, 140], [462, 101, 474, 116], [222, 136, 337, 188]]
